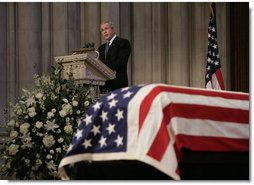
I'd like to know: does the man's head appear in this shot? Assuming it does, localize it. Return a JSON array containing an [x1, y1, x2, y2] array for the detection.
[[100, 21, 116, 41]]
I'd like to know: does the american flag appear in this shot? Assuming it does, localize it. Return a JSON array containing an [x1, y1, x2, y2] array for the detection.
[[58, 84, 249, 180], [205, 3, 225, 90]]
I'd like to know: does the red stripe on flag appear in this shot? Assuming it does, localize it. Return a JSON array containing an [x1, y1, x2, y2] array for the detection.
[[215, 69, 225, 90], [147, 104, 172, 161], [170, 103, 249, 124], [139, 85, 248, 134], [174, 134, 249, 152], [146, 102, 248, 162]]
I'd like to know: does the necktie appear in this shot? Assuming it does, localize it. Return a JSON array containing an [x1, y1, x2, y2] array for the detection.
[[105, 42, 110, 58]]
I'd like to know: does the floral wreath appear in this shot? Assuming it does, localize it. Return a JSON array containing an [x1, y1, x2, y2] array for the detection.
[[0, 66, 96, 179]]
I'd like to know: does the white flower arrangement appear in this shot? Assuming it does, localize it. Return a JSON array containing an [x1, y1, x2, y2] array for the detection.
[[0, 66, 95, 179]]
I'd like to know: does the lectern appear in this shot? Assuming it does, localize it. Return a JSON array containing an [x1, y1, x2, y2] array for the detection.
[[54, 47, 116, 96]]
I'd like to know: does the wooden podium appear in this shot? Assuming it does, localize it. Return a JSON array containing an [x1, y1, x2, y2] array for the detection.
[[55, 48, 116, 86]]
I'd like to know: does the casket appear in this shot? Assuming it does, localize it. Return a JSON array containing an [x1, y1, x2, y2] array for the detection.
[[59, 84, 249, 180]]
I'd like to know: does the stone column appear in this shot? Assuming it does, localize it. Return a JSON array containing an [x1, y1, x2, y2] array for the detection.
[[18, 3, 42, 89], [52, 3, 68, 58], [41, 2, 52, 75], [6, 3, 18, 104], [81, 2, 101, 49], [120, 2, 132, 85], [132, 3, 168, 85], [150, 3, 168, 83], [167, 3, 190, 86], [132, 3, 151, 84], [189, 3, 209, 88], [67, 3, 81, 53], [0, 3, 7, 127]]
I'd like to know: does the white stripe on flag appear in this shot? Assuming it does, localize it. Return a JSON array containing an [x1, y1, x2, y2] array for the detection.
[[171, 117, 249, 139]]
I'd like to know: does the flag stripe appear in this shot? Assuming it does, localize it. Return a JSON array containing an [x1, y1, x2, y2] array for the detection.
[[146, 102, 248, 162], [139, 85, 248, 134], [215, 69, 225, 89], [167, 103, 249, 124], [211, 73, 220, 89], [210, 70, 223, 90], [147, 104, 172, 161], [174, 134, 249, 152], [171, 117, 249, 139]]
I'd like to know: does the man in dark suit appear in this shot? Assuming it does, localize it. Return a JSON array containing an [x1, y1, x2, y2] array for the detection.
[[98, 21, 131, 92]]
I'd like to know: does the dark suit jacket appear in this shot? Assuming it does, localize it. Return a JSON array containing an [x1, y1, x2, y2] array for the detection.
[[98, 36, 131, 92]]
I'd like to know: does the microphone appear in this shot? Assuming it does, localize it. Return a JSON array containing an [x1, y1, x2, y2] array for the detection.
[[83, 42, 95, 49]]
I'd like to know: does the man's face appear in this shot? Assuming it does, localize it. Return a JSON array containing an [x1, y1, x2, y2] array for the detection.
[[100, 23, 115, 41]]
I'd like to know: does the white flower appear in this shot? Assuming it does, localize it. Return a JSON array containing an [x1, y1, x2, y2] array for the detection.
[[62, 104, 73, 115], [15, 107, 23, 115], [15, 122, 20, 127], [7, 119, 15, 127], [35, 121, 43, 129], [72, 100, 78, 107], [57, 137, 64, 143], [44, 120, 59, 132], [42, 135, 55, 148], [26, 96, 35, 107], [51, 108, 56, 113], [35, 93, 43, 100], [34, 74, 39, 78], [76, 110, 80, 114], [49, 150, 55, 154], [20, 135, 33, 148], [28, 107, 37, 117], [46, 154, 53, 159], [8, 144, 19, 155], [59, 110, 67, 117], [56, 147, 62, 153], [62, 98, 68, 103], [47, 112, 54, 119], [20, 122, 30, 135], [50, 93, 57, 101], [46, 160, 57, 171], [36, 133, 43, 137], [10, 131, 18, 138], [54, 68, 60, 75], [41, 75, 51, 84], [16, 108, 22, 115], [19, 101, 25, 105], [64, 125, 73, 134], [84, 101, 90, 106]]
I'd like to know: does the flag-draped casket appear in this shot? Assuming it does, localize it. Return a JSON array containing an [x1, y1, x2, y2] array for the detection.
[[58, 84, 249, 180]]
